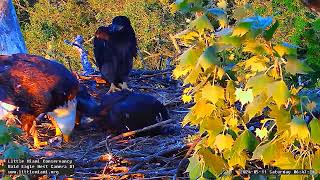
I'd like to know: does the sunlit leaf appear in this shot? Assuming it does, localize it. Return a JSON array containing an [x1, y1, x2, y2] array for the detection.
[[246, 74, 274, 96], [182, 94, 192, 103], [179, 46, 203, 66], [217, 0, 227, 9], [255, 127, 268, 139], [184, 66, 201, 85], [192, 100, 215, 119], [202, 84, 225, 104], [290, 116, 310, 140], [235, 88, 254, 106], [190, 15, 214, 32], [245, 93, 268, 119], [186, 154, 203, 179], [243, 40, 269, 55], [198, 148, 227, 176], [312, 150, 320, 171], [309, 118, 320, 144], [274, 43, 297, 57], [182, 112, 198, 126], [269, 105, 291, 133], [201, 117, 224, 136], [214, 134, 234, 151], [273, 152, 296, 169], [226, 80, 236, 104], [267, 80, 290, 109]]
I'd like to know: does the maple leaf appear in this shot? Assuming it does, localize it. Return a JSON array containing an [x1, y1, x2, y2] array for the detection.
[[267, 80, 290, 109], [201, 84, 225, 104], [214, 134, 234, 151], [232, 22, 252, 36], [290, 116, 310, 140], [235, 88, 254, 106], [245, 93, 268, 119], [255, 127, 268, 139], [192, 100, 215, 118], [182, 94, 192, 103], [186, 154, 203, 180], [246, 74, 274, 96], [217, 0, 227, 9]]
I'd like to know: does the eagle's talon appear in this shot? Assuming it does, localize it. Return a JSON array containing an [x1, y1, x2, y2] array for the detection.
[[119, 82, 132, 91], [107, 83, 121, 94]]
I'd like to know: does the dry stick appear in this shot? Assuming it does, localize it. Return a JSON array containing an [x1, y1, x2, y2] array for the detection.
[[110, 118, 176, 142], [77, 118, 176, 161], [173, 136, 202, 180], [129, 142, 192, 172]]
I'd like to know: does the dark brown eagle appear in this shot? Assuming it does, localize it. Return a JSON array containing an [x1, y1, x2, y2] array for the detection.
[[0, 54, 79, 147], [93, 16, 137, 94]]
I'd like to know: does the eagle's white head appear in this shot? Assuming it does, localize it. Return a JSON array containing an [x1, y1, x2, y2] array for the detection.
[[47, 98, 77, 142]]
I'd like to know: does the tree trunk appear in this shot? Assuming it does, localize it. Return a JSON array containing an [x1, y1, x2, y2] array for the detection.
[[0, 0, 27, 55]]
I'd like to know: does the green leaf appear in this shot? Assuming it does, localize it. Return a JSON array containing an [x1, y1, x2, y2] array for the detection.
[[179, 46, 203, 66], [263, 20, 279, 41], [234, 130, 258, 152], [8, 126, 22, 136], [269, 105, 291, 133], [0, 123, 11, 145], [309, 118, 320, 144], [2, 176, 13, 180], [312, 150, 320, 171], [246, 74, 274, 96], [218, 35, 243, 48], [198, 46, 219, 70], [285, 56, 314, 75], [189, 15, 214, 32], [186, 154, 203, 180], [232, 22, 252, 36], [267, 80, 290, 109]]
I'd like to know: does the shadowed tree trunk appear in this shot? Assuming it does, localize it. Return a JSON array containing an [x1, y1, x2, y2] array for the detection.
[[0, 0, 27, 55]]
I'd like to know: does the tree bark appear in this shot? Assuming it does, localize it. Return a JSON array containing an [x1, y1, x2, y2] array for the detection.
[[0, 0, 27, 55]]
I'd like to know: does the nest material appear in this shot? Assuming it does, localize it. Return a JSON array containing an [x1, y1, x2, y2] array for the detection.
[[6, 69, 196, 179]]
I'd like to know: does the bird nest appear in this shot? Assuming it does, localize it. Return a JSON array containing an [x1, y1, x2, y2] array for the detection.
[[5, 69, 196, 179]]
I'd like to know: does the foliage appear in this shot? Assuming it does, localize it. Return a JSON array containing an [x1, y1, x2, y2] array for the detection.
[[13, 0, 186, 70], [171, 0, 319, 179], [244, 0, 320, 88]]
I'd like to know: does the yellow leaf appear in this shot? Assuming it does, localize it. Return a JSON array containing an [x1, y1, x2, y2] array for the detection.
[[183, 86, 193, 94], [225, 115, 238, 127], [182, 112, 198, 126], [243, 40, 269, 55], [232, 22, 252, 37], [214, 134, 234, 151], [217, 0, 227, 9], [235, 88, 254, 105], [228, 54, 235, 60], [269, 105, 291, 133], [192, 100, 215, 118], [246, 74, 274, 96], [184, 66, 201, 85], [243, 56, 270, 72], [182, 94, 192, 103], [267, 80, 290, 108], [198, 148, 227, 176], [226, 80, 236, 104], [201, 84, 225, 104], [217, 67, 225, 80], [290, 116, 310, 140], [178, 46, 202, 66], [255, 127, 268, 139], [173, 64, 192, 79], [245, 93, 268, 119]]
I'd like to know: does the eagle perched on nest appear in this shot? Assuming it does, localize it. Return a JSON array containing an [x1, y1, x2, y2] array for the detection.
[[93, 16, 137, 94], [0, 54, 79, 147]]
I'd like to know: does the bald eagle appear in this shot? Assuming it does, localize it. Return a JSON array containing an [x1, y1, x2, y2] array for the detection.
[[0, 54, 79, 147], [81, 90, 169, 133], [93, 16, 137, 94]]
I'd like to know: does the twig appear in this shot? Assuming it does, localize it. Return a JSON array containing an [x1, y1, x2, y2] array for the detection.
[[129, 143, 190, 172], [110, 118, 176, 142], [173, 136, 202, 180]]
